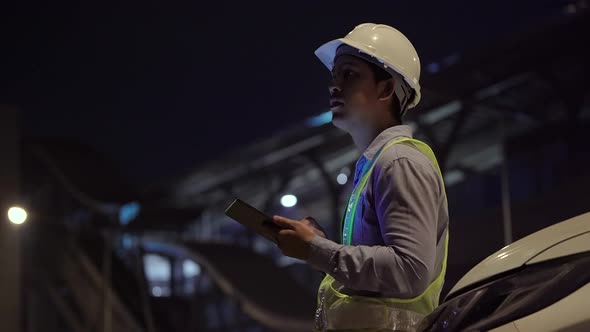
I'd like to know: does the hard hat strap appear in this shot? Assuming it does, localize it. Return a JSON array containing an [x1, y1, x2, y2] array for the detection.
[[395, 78, 413, 117]]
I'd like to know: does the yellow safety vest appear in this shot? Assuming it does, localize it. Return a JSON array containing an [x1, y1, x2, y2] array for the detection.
[[314, 137, 449, 332]]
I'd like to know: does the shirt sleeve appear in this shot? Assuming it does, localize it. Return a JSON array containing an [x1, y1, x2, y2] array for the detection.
[[306, 157, 441, 298]]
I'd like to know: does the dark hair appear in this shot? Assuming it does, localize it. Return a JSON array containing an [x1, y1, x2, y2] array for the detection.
[[366, 60, 402, 124]]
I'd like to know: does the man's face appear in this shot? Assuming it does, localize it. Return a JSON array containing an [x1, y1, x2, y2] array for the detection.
[[329, 55, 383, 133]]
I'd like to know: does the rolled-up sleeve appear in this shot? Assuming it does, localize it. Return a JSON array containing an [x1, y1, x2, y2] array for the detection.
[[307, 157, 441, 298]]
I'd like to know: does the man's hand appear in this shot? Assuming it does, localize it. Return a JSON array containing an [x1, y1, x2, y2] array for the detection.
[[300, 216, 327, 239], [272, 215, 323, 260]]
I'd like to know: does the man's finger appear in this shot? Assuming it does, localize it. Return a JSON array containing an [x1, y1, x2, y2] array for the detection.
[[300, 217, 327, 238], [300, 218, 313, 227], [302, 217, 322, 229], [302, 216, 317, 224], [278, 229, 296, 236], [272, 215, 297, 229]]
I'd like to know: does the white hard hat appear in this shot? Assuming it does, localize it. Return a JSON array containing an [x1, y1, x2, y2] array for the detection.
[[315, 23, 422, 112]]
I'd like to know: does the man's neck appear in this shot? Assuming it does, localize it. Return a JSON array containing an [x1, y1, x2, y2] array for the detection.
[[351, 121, 400, 152], [351, 128, 381, 152]]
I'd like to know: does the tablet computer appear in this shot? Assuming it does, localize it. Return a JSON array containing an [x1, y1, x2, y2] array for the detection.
[[224, 198, 281, 244]]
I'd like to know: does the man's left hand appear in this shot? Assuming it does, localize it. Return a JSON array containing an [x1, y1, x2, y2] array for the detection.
[[272, 215, 318, 260]]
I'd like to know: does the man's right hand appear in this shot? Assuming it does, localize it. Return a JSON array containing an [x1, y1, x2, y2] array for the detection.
[[301, 217, 327, 239]]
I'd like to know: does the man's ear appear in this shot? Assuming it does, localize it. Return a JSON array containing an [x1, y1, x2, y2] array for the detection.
[[378, 78, 396, 101]]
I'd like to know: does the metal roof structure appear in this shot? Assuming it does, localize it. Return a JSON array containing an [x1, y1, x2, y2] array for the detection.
[[160, 9, 589, 218]]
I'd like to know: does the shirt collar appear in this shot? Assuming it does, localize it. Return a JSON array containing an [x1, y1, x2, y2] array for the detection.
[[361, 125, 414, 161]]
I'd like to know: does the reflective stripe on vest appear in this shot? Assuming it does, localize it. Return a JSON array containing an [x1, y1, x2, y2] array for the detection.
[[314, 137, 449, 332]]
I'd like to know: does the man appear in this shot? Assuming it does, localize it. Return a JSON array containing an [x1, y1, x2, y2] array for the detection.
[[271, 23, 449, 331]]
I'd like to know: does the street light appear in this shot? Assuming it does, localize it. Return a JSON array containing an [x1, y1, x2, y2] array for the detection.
[[336, 173, 348, 185], [7, 206, 27, 225], [280, 194, 297, 208]]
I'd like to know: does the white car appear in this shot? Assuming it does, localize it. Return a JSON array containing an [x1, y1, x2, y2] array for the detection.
[[419, 212, 590, 332]]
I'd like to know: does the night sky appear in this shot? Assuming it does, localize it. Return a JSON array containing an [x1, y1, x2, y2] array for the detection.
[[2, 0, 562, 187]]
